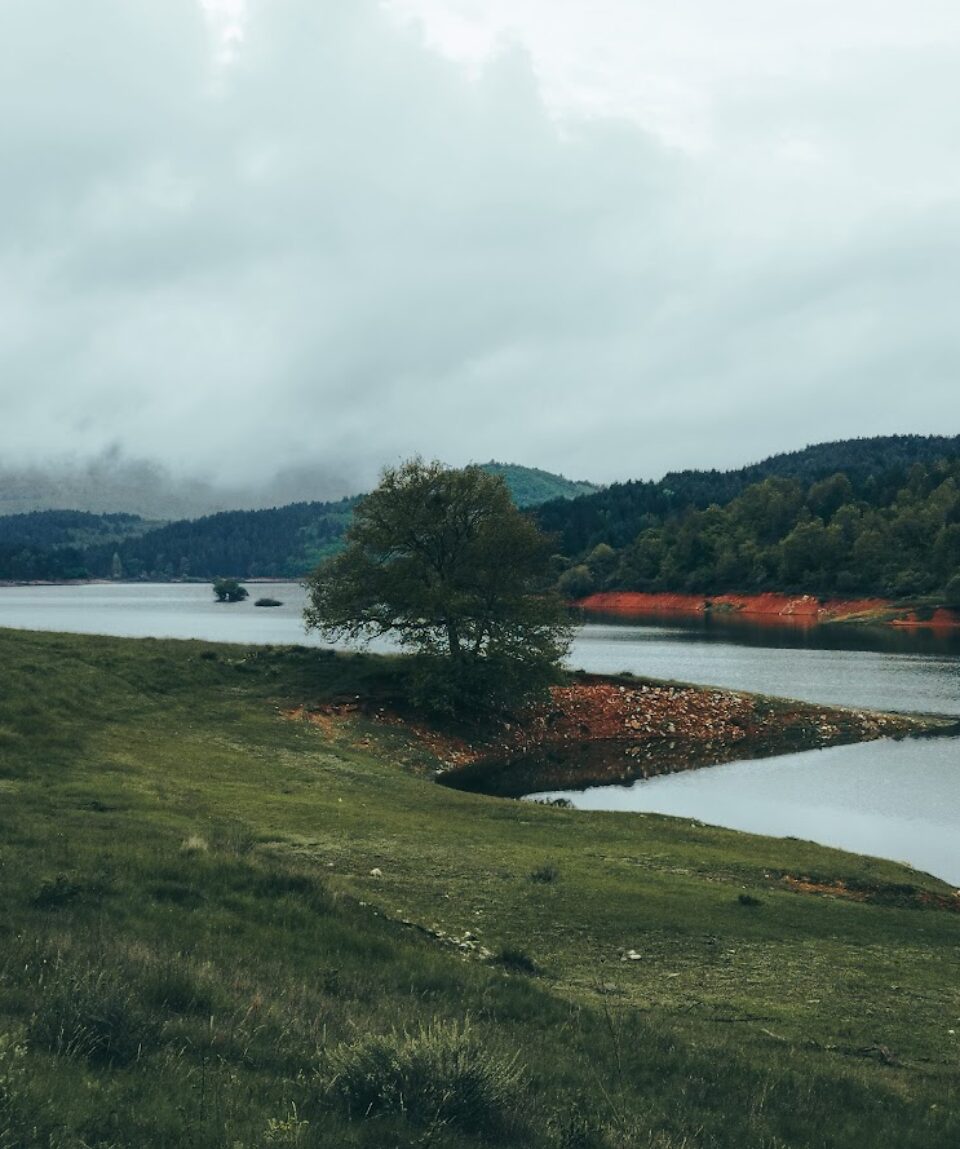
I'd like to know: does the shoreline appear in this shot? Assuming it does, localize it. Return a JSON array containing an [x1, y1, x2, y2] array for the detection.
[[288, 673, 956, 800], [576, 591, 960, 630]]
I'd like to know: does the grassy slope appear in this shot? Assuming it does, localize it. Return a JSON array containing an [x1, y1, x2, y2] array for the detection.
[[1, 629, 958, 1148]]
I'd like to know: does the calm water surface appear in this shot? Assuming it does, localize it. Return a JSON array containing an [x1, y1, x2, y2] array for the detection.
[[2, 584, 958, 883]]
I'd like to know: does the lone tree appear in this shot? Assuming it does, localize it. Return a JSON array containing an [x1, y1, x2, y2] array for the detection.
[[213, 577, 249, 603], [303, 459, 571, 713]]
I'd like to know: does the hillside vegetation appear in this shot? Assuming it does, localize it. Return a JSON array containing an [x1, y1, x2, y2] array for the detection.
[[479, 462, 600, 507], [0, 464, 594, 581], [6, 440, 960, 598], [1, 629, 958, 1147], [544, 446, 960, 602], [538, 434, 960, 553]]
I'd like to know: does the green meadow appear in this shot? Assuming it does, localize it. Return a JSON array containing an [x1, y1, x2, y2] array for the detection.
[[0, 628, 958, 1148]]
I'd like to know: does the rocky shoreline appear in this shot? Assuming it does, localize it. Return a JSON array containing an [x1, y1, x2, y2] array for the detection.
[[289, 674, 955, 800]]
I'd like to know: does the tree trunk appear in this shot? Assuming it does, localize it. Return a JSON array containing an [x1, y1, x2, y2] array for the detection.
[[446, 621, 462, 660]]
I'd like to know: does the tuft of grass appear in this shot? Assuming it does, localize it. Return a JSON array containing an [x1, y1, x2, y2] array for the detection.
[[321, 1017, 527, 1136], [494, 947, 540, 976], [529, 862, 560, 884], [141, 959, 216, 1016], [28, 967, 160, 1067]]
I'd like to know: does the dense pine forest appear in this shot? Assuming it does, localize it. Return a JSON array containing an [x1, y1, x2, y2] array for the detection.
[[3, 439, 960, 601]]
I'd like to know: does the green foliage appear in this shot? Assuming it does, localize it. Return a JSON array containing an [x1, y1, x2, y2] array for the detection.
[[304, 460, 572, 714], [479, 461, 600, 507], [213, 577, 249, 602], [944, 573, 960, 610], [321, 1018, 527, 1136], [557, 564, 596, 599], [538, 434, 960, 554], [546, 456, 960, 600]]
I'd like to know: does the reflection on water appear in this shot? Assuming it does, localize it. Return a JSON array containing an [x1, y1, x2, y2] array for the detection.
[[570, 622, 960, 717], [527, 736, 960, 887], [581, 609, 960, 654]]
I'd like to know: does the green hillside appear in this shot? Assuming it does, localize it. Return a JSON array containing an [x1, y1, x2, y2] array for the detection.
[[478, 462, 600, 507], [538, 434, 960, 552], [0, 465, 595, 581], [539, 437, 960, 602], [1, 629, 958, 1147]]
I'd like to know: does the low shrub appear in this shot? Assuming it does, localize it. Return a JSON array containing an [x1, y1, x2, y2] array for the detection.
[[493, 947, 539, 976], [529, 863, 560, 884], [320, 1018, 526, 1136], [28, 967, 159, 1067]]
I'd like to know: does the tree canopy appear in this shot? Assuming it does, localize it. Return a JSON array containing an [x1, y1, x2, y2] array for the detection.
[[303, 460, 571, 713], [212, 577, 249, 602]]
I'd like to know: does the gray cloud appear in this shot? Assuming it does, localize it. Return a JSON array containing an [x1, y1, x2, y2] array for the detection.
[[1, 0, 958, 498]]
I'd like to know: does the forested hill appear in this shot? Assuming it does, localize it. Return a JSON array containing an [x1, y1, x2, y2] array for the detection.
[[0, 510, 156, 582], [6, 443, 960, 597], [478, 462, 600, 506], [549, 451, 960, 603], [0, 500, 356, 581], [0, 463, 597, 581], [87, 499, 357, 581], [537, 434, 960, 554]]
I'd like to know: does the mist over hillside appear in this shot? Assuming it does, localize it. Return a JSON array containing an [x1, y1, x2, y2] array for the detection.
[[0, 453, 599, 520], [0, 453, 361, 520]]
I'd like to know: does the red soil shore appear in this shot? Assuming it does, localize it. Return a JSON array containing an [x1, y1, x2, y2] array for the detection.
[[577, 591, 960, 629]]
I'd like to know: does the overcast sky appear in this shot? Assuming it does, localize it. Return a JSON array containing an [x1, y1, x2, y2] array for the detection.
[[2, 0, 959, 492]]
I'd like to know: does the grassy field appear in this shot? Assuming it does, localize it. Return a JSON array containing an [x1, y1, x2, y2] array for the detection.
[[0, 628, 958, 1148]]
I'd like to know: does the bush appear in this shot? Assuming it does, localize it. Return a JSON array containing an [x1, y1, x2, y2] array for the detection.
[[529, 863, 559, 884], [944, 573, 960, 610], [254, 597, 283, 607], [558, 564, 597, 600], [321, 1018, 526, 1136], [212, 578, 249, 603]]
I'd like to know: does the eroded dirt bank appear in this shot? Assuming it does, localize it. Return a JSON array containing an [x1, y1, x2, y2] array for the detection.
[[286, 676, 952, 799], [576, 591, 960, 629]]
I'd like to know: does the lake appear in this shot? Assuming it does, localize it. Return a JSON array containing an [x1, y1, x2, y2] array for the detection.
[[1, 583, 958, 884]]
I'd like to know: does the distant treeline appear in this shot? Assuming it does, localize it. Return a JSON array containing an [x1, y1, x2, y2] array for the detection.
[[536, 434, 960, 553], [3, 437, 960, 600], [0, 500, 355, 581], [546, 454, 960, 602], [0, 463, 594, 583]]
